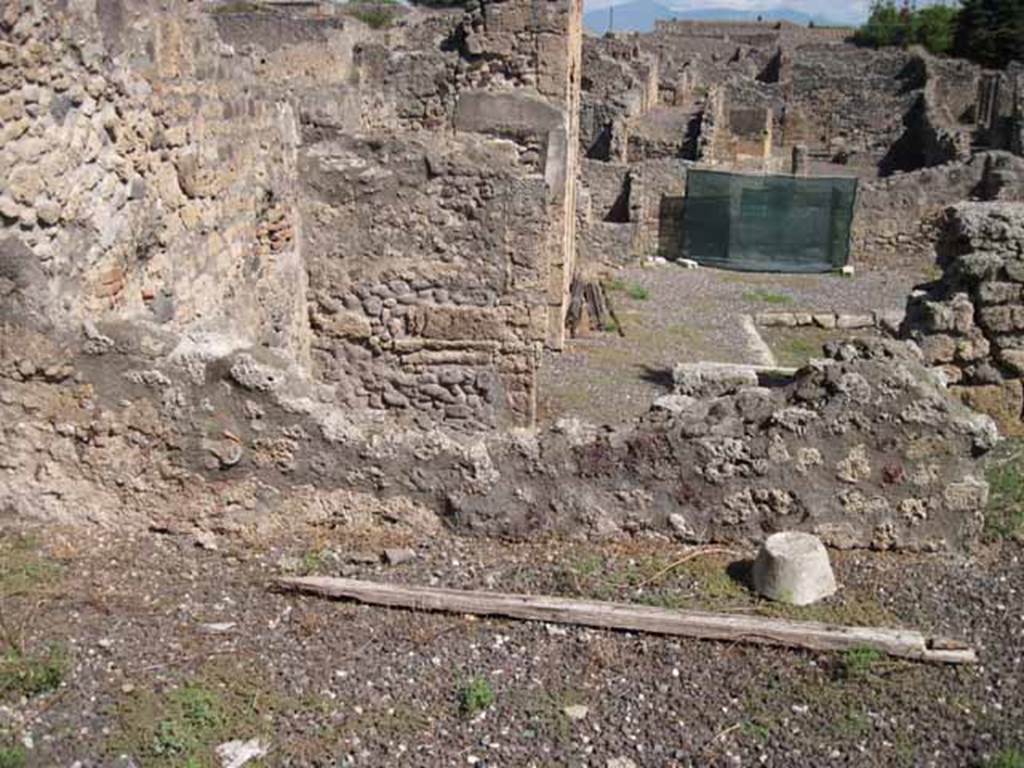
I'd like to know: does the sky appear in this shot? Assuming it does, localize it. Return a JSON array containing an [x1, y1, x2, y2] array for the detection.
[[581, 0, 956, 25]]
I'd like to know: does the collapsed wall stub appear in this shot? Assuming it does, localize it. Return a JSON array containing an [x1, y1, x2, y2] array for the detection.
[[0, 319, 996, 551], [0, 0, 584, 429]]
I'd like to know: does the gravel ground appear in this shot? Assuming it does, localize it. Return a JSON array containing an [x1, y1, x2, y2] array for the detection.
[[538, 264, 926, 426], [2, 521, 1022, 768]]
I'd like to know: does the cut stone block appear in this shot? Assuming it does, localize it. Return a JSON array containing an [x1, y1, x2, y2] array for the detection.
[[673, 362, 759, 398], [752, 532, 837, 606]]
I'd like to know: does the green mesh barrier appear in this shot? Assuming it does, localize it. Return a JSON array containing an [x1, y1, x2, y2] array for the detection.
[[682, 169, 858, 273]]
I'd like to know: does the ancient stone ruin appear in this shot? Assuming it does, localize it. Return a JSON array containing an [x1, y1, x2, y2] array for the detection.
[[2, 0, 1024, 554], [905, 202, 1024, 434]]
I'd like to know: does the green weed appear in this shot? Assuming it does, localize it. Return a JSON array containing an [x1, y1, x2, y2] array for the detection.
[[985, 446, 1024, 540], [0, 535, 61, 599], [838, 647, 883, 679], [984, 749, 1024, 768], [0, 747, 25, 768], [743, 289, 793, 305], [109, 666, 267, 767], [775, 336, 820, 366], [459, 677, 495, 717], [0, 646, 67, 702], [207, 0, 263, 13], [154, 685, 225, 758], [300, 549, 328, 575], [344, 3, 396, 28], [742, 719, 772, 741], [0, 732, 25, 768], [626, 284, 650, 301], [510, 686, 587, 746]]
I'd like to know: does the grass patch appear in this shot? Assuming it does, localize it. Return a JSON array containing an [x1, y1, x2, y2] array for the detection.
[[837, 647, 883, 679], [0, 746, 25, 768], [208, 0, 262, 12], [113, 683, 236, 765], [108, 661, 284, 767], [343, 2, 397, 29], [763, 592, 896, 628], [0, 646, 67, 702], [984, 441, 1024, 541], [558, 549, 747, 608], [459, 677, 495, 718], [739, 660, 923, 763], [773, 335, 821, 367], [0, 534, 62, 599], [626, 284, 650, 301], [984, 749, 1024, 768], [742, 719, 772, 742], [0, 535, 68, 704], [152, 685, 226, 760], [762, 327, 877, 369], [743, 289, 793, 305], [298, 547, 331, 576], [602, 278, 648, 301], [0, 731, 25, 768]]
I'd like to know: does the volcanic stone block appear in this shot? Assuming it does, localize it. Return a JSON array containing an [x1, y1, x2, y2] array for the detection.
[[977, 282, 1022, 305], [752, 532, 837, 606], [836, 313, 875, 330], [673, 362, 759, 398]]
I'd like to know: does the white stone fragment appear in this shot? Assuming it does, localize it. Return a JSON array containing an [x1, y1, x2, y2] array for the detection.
[[216, 738, 269, 768], [752, 531, 837, 606], [563, 704, 589, 721]]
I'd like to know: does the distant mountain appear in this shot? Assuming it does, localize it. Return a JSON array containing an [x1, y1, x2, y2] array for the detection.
[[583, 2, 846, 36]]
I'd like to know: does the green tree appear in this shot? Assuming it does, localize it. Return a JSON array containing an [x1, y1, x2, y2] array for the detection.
[[912, 4, 959, 54], [855, 0, 911, 48], [856, 1, 965, 57], [955, 0, 1024, 68]]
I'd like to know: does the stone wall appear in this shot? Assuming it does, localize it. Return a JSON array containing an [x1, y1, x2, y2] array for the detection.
[[903, 202, 1024, 435], [0, 322, 994, 551], [784, 45, 913, 168], [710, 105, 772, 169], [853, 151, 1024, 270], [1, 0, 584, 429], [579, 36, 659, 160], [577, 157, 688, 263], [1, 0, 312, 366], [652, 19, 852, 46]]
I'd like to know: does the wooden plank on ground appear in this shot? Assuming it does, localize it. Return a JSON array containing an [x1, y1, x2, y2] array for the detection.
[[275, 576, 976, 665]]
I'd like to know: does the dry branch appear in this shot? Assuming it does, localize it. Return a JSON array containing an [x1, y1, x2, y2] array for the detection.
[[633, 546, 741, 589], [275, 576, 976, 665]]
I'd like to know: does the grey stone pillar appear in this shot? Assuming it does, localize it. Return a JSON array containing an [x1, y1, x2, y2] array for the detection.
[[791, 143, 808, 176]]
